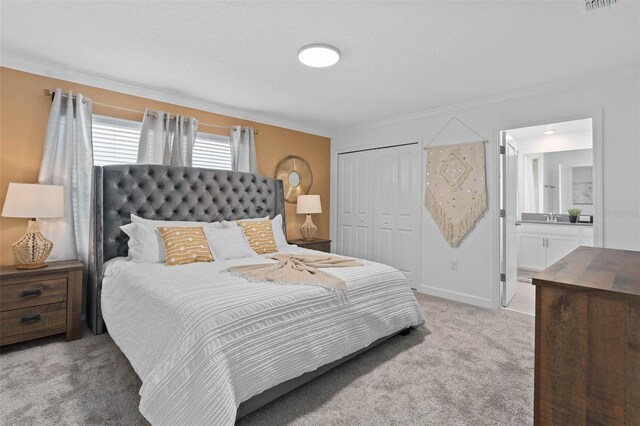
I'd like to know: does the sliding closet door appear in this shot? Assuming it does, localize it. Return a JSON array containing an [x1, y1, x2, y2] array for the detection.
[[373, 144, 421, 288], [337, 150, 374, 260]]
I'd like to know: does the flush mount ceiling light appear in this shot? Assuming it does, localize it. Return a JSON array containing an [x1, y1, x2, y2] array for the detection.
[[544, 129, 556, 135], [298, 44, 340, 68]]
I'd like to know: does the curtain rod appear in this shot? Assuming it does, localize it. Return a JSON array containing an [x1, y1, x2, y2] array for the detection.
[[43, 89, 259, 135]]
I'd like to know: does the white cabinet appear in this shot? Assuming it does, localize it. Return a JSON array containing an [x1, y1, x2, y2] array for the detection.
[[545, 234, 581, 266], [517, 232, 546, 271], [517, 224, 593, 272]]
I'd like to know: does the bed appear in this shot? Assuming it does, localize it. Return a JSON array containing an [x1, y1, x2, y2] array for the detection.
[[88, 164, 425, 425]]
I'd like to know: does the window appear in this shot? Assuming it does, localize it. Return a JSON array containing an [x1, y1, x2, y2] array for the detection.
[[91, 114, 233, 170], [92, 115, 141, 166], [192, 132, 232, 170]]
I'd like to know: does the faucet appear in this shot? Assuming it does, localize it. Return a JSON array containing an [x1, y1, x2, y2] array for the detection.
[[546, 212, 557, 222]]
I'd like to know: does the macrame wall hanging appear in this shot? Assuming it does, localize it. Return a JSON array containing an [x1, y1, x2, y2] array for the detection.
[[424, 117, 488, 248]]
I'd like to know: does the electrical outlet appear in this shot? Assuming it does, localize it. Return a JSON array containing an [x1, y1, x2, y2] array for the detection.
[[450, 260, 458, 271]]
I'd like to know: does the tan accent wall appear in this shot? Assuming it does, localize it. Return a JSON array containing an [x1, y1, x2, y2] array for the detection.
[[0, 67, 330, 265]]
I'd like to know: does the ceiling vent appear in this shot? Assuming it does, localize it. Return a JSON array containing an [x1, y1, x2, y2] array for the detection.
[[581, 0, 619, 13]]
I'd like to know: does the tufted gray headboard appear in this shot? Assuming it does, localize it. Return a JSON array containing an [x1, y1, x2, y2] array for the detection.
[[87, 164, 285, 335]]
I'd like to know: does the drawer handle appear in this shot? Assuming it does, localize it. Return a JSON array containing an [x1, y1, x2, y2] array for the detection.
[[20, 314, 41, 324], [21, 288, 42, 298]]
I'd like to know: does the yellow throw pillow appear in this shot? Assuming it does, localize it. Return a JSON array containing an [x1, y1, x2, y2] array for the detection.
[[157, 226, 214, 266], [237, 220, 278, 255]]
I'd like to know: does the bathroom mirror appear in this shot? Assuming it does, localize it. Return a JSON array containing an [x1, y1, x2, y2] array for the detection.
[[521, 148, 593, 215], [275, 155, 313, 203]]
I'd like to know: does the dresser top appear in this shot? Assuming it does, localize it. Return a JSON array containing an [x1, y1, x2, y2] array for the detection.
[[533, 246, 640, 298], [0, 260, 83, 280]]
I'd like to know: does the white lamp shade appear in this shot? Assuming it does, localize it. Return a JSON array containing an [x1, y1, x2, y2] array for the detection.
[[2, 183, 64, 218], [297, 194, 322, 214]]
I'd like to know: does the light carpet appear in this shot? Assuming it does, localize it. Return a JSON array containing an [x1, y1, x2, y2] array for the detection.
[[0, 293, 534, 425]]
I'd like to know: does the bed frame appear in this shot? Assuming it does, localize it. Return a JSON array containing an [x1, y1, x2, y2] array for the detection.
[[88, 164, 409, 419]]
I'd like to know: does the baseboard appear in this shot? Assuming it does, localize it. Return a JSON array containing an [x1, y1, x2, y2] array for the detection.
[[418, 285, 495, 309]]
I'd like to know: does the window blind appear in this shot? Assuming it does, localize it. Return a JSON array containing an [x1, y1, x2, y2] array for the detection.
[[192, 132, 233, 170], [92, 115, 141, 166], [91, 115, 233, 170]]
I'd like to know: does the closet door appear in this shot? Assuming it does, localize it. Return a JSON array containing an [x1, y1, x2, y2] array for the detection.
[[337, 150, 374, 260], [373, 144, 421, 289]]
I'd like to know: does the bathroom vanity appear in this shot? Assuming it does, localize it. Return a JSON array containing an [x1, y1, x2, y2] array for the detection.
[[517, 221, 593, 272]]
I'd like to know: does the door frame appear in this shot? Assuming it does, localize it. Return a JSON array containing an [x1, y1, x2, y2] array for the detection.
[[494, 108, 604, 307]]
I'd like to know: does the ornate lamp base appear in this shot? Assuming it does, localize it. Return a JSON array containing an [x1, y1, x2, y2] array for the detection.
[[13, 220, 53, 269], [300, 214, 318, 241]]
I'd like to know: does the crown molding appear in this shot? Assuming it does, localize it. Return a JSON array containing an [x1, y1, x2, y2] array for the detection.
[[353, 64, 640, 131], [0, 53, 332, 138]]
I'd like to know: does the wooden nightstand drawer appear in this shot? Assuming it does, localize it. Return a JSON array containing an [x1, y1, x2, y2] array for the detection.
[[1, 302, 67, 339], [0, 277, 68, 311]]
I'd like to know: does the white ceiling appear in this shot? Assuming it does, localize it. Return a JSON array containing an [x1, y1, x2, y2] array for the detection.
[[507, 118, 592, 140], [1, 1, 638, 135]]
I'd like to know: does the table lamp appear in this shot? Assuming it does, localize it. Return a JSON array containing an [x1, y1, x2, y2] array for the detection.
[[1, 183, 64, 269], [296, 194, 322, 240]]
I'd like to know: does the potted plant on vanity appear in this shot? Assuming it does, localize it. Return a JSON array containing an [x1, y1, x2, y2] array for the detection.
[[567, 208, 582, 223]]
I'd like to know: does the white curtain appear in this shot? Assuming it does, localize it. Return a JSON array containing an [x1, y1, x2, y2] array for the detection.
[[171, 116, 199, 166], [230, 126, 258, 174], [137, 109, 198, 166], [38, 89, 93, 265]]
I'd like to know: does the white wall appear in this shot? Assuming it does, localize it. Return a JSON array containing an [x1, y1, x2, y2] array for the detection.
[[331, 76, 640, 309], [515, 129, 593, 155]]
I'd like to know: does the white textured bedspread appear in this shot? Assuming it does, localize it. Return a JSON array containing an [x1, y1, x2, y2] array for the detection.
[[101, 246, 425, 425]]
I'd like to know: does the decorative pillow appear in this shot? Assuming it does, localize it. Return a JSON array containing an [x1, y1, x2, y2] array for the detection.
[[236, 220, 278, 255], [224, 214, 289, 248], [157, 226, 214, 266], [203, 226, 257, 260]]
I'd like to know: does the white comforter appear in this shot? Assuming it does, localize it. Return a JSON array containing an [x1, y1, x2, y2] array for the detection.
[[101, 246, 425, 425]]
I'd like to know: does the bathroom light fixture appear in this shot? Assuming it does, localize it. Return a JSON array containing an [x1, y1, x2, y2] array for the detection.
[[298, 44, 340, 68], [544, 129, 556, 135]]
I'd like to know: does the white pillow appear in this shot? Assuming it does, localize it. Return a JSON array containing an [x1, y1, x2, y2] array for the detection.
[[131, 214, 223, 228], [120, 223, 166, 263], [220, 215, 269, 228], [271, 215, 289, 248], [203, 226, 256, 260], [122, 219, 222, 263], [223, 214, 289, 248]]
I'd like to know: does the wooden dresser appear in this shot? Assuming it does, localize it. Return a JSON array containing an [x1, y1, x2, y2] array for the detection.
[[288, 238, 331, 253], [0, 260, 83, 346], [533, 246, 640, 425]]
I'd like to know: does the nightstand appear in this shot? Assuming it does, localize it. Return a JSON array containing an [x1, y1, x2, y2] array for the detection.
[[0, 260, 83, 346], [288, 238, 331, 253]]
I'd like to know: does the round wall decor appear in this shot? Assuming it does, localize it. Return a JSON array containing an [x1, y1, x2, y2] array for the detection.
[[275, 155, 313, 203]]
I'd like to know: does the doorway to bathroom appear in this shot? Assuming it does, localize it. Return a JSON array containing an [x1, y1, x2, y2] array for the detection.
[[498, 116, 602, 315]]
